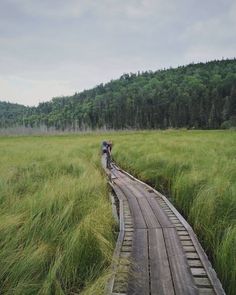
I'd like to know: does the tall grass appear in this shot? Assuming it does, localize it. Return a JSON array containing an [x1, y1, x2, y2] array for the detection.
[[1, 131, 235, 294], [112, 130, 236, 295], [0, 135, 116, 294]]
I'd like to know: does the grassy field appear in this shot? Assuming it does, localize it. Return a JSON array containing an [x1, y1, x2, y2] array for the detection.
[[0, 135, 116, 295], [0, 131, 235, 295], [112, 130, 236, 295]]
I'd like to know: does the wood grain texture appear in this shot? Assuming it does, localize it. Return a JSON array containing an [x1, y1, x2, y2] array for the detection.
[[127, 229, 150, 295], [163, 228, 198, 295], [149, 228, 175, 295], [115, 179, 147, 229]]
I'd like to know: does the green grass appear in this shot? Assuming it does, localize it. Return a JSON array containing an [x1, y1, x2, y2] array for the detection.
[[0, 135, 116, 294], [112, 130, 236, 295], [0, 130, 235, 295]]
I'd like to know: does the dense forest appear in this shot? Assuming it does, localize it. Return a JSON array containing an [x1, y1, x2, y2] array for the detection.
[[1, 59, 236, 130], [0, 102, 27, 128]]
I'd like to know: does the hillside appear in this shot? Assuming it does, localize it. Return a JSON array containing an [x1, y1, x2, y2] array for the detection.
[[0, 101, 27, 128], [1, 59, 236, 130]]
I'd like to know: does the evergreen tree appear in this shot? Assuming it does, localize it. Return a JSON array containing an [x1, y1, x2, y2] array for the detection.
[[1, 59, 236, 130]]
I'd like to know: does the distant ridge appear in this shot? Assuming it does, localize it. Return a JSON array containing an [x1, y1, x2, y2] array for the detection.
[[1, 59, 236, 130], [0, 101, 27, 128]]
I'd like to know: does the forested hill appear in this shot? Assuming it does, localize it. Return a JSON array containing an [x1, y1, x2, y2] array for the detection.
[[0, 101, 27, 128], [1, 59, 236, 130]]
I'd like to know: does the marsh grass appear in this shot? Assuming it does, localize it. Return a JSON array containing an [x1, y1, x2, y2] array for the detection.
[[0, 135, 116, 294], [1, 131, 235, 294], [113, 130, 236, 295]]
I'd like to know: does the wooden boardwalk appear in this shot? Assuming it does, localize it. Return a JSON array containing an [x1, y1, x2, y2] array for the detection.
[[102, 156, 225, 295]]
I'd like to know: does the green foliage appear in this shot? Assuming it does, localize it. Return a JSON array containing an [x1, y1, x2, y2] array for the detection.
[[1, 59, 236, 130], [0, 135, 116, 294], [221, 120, 232, 129], [112, 130, 236, 295], [0, 101, 27, 128]]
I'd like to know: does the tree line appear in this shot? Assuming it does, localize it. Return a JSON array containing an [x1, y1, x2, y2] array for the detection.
[[1, 59, 236, 130]]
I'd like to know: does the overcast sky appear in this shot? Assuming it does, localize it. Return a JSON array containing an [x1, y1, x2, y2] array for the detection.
[[0, 0, 235, 106]]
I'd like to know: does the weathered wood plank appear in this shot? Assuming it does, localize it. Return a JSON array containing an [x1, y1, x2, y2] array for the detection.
[[124, 182, 145, 199], [111, 168, 126, 179], [149, 228, 175, 295], [194, 277, 212, 286], [127, 229, 150, 295], [198, 288, 216, 295], [179, 235, 191, 241], [178, 230, 189, 235], [183, 245, 196, 252], [163, 228, 198, 295], [105, 186, 126, 293], [191, 268, 207, 276], [123, 182, 162, 228], [115, 179, 147, 229], [147, 196, 174, 228], [188, 259, 203, 267], [177, 228, 188, 232], [112, 183, 127, 201], [186, 252, 199, 259], [181, 240, 194, 246], [131, 182, 174, 228], [137, 197, 161, 228]]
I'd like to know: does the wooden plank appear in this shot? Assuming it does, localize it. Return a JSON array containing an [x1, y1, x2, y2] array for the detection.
[[183, 246, 196, 252], [125, 182, 145, 199], [131, 182, 174, 228], [169, 216, 179, 220], [115, 179, 147, 229], [194, 277, 212, 287], [120, 251, 131, 258], [111, 168, 126, 179], [188, 259, 203, 267], [163, 228, 198, 295], [176, 226, 185, 234], [111, 181, 127, 201], [149, 228, 175, 295], [105, 190, 125, 294], [127, 179, 174, 229], [198, 289, 216, 295], [186, 252, 199, 259], [179, 235, 191, 241], [189, 231, 226, 295], [177, 231, 189, 235], [123, 240, 132, 246], [191, 268, 207, 276], [124, 182, 161, 228], [181, 240, 194, 246], [147, 196, 174, 228], [127, 229, 149, 295], [137, 197, 161, 228], [121, 245, 132, 252]]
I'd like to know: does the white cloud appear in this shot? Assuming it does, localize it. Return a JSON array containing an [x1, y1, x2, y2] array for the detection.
[[5, 0, 178, 22], [6, 0, 88, 18], [180, 1, 236, 63], [0, 75, 74, 106], [0, 0, 235, 106]]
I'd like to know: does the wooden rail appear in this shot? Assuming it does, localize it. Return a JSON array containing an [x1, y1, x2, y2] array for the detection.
[[102, 156, 225, 295]]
